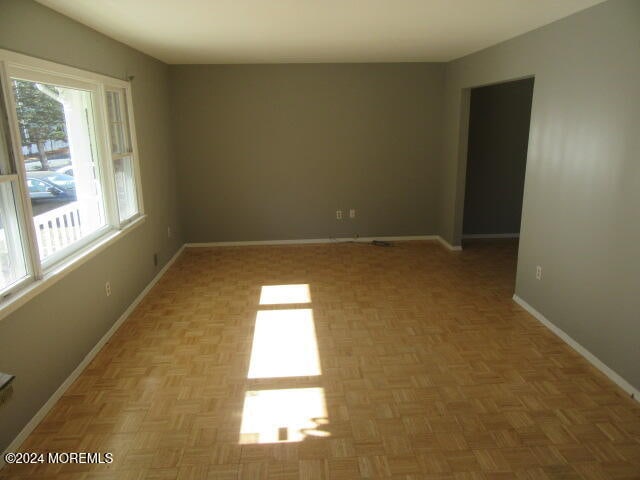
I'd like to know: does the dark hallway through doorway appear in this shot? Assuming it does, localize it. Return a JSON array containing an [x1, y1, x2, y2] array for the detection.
[[462, 77, 534, 239]]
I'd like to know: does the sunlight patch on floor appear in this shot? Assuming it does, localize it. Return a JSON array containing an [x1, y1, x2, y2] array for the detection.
[[239, 387, 329, 444], [248, 308, 321, 378], [259, 284, 311, 305]]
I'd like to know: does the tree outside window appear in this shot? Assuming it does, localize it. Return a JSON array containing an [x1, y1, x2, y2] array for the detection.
[[12, 80, 67, 171]]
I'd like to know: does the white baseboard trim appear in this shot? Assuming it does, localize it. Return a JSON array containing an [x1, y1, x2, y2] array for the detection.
[[186, 235, 464, 252], [436, 236, 463, 251], [187, 238, 332, 247], [186, 235, 443, 247], [513, 294, 639, 404], [1, 245, 186, 468], [462, 233, 520, 239]]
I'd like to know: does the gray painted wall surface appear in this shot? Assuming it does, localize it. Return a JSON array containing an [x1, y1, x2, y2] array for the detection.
[[440, 0, 640, 389], [0, 0, 183, 452], [1, 0, 638, 455], [170, 64, 445, 242], [463, 78, 533, 235]]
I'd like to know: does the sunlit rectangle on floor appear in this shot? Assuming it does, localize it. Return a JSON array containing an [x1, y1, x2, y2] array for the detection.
[[259, 284, 311, 305], [239, 387, 328, 444], [248, 308, 321, 378]]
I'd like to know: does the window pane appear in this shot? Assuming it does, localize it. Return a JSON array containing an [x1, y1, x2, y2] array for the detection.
[[107, 90, 138, 221], [106, 90, 120, 123], [105, 90, 129, 154], [0, 91, 15, 176], [0, 181, 28, 292], [114, 156, 138, 221], [12, 79, 107, 262]]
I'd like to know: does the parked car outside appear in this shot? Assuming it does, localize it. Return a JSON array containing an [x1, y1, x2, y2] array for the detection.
[[26, 171, 76, 202]]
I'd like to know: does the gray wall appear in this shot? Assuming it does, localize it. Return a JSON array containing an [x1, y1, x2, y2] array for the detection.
[[440, 0, 640, 389], [462, 78, 533, 236], [1, 0, 638, 455], [170, 64, 445, 242], [0, 0, 183, 452]]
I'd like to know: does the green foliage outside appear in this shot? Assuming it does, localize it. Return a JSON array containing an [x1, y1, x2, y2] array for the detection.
[[12, 80, 67, 170]]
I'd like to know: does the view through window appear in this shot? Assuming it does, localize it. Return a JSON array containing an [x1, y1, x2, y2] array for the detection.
[[0, 87, 28, 293], [0, 50, 144, 301], [12, 79, 106, 262], [0, 182, 28, 292]]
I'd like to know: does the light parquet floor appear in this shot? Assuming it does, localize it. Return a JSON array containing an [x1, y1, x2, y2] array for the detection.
[[2, 240, 639, 479]]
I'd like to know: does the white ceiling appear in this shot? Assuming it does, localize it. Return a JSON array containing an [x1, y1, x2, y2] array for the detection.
[[36, 0, 604, 64]]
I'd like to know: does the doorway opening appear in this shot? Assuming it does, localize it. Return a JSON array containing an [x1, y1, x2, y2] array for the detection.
[[461, 77, 534, 244]]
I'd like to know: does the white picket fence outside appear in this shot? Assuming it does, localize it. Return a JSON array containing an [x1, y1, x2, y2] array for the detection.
[[0, 201, 100, 286], [33, 201, 83, 259]]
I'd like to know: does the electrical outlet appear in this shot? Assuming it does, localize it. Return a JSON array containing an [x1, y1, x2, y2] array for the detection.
[[349, 209, 356, 219], [105, 281, 112, 297], [536, 265, 542, 280], [336, 210, 343, 220], [167, 226, 172, 238]]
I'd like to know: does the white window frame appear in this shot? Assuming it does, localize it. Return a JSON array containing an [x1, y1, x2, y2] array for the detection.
[[103, 85, 145, 225], [0, 48, 145, 318], [0, 175, 34, 298]]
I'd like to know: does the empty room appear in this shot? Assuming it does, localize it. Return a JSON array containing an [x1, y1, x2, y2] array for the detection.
[[0, 0, 639, 478]]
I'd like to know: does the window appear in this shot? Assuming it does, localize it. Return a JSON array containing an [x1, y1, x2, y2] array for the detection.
[[106, 89, 140, 223], [0, 183, 29, 294], [0, 49, 144, 304], [12, 78, 108, 264], [0, 82, 30, 296]]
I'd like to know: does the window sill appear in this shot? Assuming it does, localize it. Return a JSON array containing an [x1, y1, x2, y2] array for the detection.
[[0, 214, 146, 322]]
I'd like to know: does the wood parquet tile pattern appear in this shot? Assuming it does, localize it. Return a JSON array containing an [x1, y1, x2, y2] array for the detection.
[[2, 240, 639, 479]]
